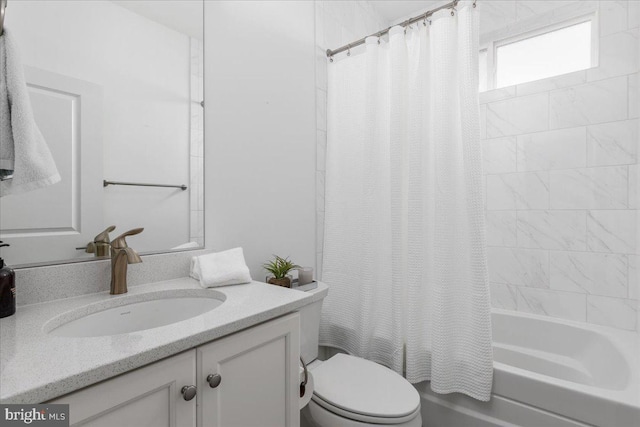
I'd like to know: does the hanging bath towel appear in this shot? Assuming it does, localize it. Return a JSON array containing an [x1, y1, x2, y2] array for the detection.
[[0, 30, 60, 196]]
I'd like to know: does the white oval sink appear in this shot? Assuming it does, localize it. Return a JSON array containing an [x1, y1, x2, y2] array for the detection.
[[46, 291, 225, 337]]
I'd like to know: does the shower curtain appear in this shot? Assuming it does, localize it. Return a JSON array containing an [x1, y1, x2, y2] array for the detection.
[[320, 2, 493, 401]]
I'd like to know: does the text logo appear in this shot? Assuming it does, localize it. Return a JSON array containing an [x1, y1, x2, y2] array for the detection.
[[0, 405, 68, 427]]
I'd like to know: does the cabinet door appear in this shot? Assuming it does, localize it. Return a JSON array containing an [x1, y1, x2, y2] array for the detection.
[[197, 313, 300, 427], [50, 350, 197, 427]]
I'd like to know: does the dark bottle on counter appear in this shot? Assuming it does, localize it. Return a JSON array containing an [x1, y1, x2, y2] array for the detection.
[[0, 241, 15, 318]]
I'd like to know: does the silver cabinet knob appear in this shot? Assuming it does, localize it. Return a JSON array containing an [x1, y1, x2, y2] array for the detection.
[[181, 385, 197, 401], [206, 374, 222, 388]]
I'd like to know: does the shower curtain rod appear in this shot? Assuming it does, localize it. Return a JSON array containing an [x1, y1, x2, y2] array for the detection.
[[326, 0, 471, 59]]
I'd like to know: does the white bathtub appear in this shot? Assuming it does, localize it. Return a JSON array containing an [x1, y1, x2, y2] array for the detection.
[[416, 309, 640, 427]]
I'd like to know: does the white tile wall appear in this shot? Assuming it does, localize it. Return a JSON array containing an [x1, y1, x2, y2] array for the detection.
[[587, 295, 637, 330], [586, 120, 638, 167], [486, 211, 518, 246], [517, 210, 587, 250], [630, 0, 640, 30], [549, 77, 628, 129], [629, 254, 639, 299], [630, 73, 639, 118], [549, 251, 627, 297], [482, 137, 518, 174], [517, 128, 586, 171], [482, 1, 639, 331], [515, 1, 579, 22], [549, 166, 628, 209], [487, 247, 549, 288], [481, 1, 518, 34], [486, 93, 549, 138], [517, 287, 587, 321], [630, 164, 639, 208], [515, 70, 586, 97], [487, 171, 550, 210], [586, 210, 637, 253], [586, 28, 638, 82], [490, 282, 518, 310], [599, 0, 629, 37], [190, 37, 205, 247]]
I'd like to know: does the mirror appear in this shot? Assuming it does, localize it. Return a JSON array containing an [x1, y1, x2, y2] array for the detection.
[[0, 0, 204, 266]]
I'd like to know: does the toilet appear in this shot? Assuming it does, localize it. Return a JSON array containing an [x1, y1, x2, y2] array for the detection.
[[299, 283, 422, 427]]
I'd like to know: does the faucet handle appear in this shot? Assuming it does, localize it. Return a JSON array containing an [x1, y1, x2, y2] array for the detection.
[[94, 225, 116, 243], [86, 225, 116, 255], [111, 227, 144, 250]]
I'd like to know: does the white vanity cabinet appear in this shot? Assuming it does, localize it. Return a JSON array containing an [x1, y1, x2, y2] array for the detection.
[[50, 313, 300, 427], [49, 349, 197, 427], [197, 312, 300, 427]]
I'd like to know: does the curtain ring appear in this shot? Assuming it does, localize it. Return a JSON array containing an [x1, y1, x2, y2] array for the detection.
[[347, 45, 351, 56], [473, 0, 477, 7], [377, 36, 381, 45]]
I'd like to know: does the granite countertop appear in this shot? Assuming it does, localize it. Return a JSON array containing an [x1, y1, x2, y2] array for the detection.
[[0, 278, 328, 403]]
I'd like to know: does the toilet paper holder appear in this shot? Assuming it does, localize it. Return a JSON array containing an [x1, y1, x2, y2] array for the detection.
[[300, 357, 308, 398]]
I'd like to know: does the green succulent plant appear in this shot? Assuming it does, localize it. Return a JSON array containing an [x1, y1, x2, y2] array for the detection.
[[263, 255, 300, 279]]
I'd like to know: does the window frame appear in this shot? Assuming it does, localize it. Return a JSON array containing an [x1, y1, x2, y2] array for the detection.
[[480, 10, 599, 92]]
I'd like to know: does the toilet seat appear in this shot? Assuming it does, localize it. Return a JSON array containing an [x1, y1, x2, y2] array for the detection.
[[310, 354, 421, 425], [311, 393, 421, 425]]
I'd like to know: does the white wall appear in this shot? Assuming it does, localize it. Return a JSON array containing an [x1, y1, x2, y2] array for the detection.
[[7, 1, 192, 253], [204, 1, 316, 279]]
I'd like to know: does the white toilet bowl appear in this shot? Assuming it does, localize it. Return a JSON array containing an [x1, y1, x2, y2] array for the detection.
[[299, 283, 422, 427], [301, 354, 422, 427]]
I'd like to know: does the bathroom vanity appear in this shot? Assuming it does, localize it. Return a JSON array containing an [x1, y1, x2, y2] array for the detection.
[[0, 277, 328, 427], [50, 314, 299, 427]]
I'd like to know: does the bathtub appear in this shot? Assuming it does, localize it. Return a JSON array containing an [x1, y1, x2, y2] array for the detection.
[[416, 309, 640, 427]]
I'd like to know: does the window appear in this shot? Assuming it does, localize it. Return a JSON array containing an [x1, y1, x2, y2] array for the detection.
[[479, 14, 596, 91], [496, 21, 592, 88], [479, 49, 488, 92]]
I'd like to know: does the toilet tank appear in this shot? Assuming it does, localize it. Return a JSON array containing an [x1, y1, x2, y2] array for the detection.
[[299, 283, 326, 364]]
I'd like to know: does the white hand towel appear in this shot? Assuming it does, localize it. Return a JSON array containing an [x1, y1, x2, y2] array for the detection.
[[0, 31, 60, 197], [190, 247, 252, 288]]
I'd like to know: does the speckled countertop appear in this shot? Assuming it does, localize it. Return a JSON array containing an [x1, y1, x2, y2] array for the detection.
[[0, 278, 328, 403]]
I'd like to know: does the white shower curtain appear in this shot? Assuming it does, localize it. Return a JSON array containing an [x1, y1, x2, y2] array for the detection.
[[320, 2, 493, 401]]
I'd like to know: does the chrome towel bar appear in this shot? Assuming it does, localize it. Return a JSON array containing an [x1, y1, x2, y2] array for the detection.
[[103, 180, 187, 191]]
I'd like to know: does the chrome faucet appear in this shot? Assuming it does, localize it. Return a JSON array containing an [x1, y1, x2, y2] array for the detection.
[[85, 225, 116, 257], [110, 228, 143, 295]]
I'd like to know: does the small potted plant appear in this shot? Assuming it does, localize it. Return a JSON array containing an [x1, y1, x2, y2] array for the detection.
[[263, 255, 299, 288]]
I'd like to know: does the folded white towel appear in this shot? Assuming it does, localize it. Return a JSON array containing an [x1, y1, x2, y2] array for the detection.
[[0, 31, 60, 197], [190, 247, 252, 288]]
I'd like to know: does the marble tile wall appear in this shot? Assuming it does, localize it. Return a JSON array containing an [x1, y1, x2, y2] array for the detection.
[[481, 1, 639, 331], [314, 1, 386, 280]]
